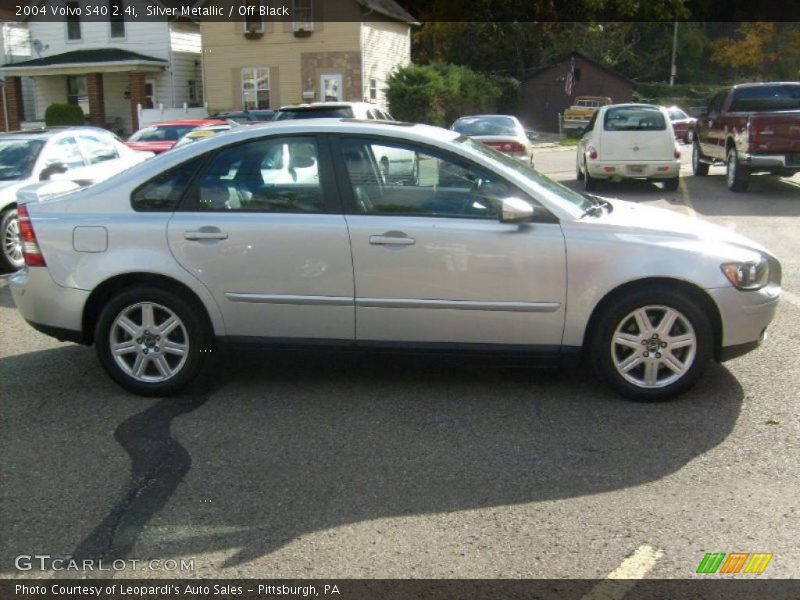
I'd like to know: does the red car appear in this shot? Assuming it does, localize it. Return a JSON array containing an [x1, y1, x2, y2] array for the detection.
[[126, 119, 226, 154], [665, 106, 697, 143]]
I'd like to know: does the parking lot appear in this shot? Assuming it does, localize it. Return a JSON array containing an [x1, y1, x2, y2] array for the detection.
[[1, 146, 799, 580]]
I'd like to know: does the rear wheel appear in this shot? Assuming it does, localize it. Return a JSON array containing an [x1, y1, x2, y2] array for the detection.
[[583, 158, 598, 191], [0, 208, 24, 272], [576, 152, 584, 181], [726, 146, 750, 192], [692, 139, 709, 176], [591, 287, 713, 401], [95, 286, 210, 396]]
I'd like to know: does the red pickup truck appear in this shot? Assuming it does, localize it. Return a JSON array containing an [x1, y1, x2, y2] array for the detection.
[[692, 82, 800, 191]]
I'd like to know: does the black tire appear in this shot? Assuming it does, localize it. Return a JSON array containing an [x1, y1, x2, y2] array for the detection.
[[692, 139, 709, 176], [663, 177, 680, 192], [0, 207, 24, 272], [726, 146, 750, 192], [95, 286, 211, 397], [576, 153, 584, 181], [684, 129, 694, 144], [583, 159, 598, 191], [590, 286, 713, 402]]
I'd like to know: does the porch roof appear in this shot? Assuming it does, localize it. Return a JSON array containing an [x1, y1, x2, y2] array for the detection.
[[1, 49, 167, 76]]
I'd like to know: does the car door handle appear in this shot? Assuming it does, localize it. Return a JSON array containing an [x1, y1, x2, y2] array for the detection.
[[369, 233, 415, 246], [184, 230, 228, 241]]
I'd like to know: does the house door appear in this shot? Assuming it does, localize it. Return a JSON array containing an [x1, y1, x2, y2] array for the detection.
[[145, 78, 157, 109], [320, 73, 342, 102]]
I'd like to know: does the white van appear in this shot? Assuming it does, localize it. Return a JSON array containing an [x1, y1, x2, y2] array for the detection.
[[576, 104, 682, 192]]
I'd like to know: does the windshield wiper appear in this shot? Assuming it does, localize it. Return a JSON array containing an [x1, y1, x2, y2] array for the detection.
[[579, 194, 613, 218]]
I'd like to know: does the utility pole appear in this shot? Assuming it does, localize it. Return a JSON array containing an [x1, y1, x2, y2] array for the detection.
[[670, 20, 679, 86]]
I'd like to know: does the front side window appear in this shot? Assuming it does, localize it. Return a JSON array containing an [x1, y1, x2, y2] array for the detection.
[[66, 1, 81, 40], [341, 138, 524, 219], [242, 67, 270, 110], [131, 157, 204, 212], [79, 134, 120, 164], [603, 106, 666, 131], [183, 137, 324, 213]]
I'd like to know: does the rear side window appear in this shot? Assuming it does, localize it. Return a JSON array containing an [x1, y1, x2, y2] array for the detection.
[[131, 157, 204, 212], [604, 107, 666, 131]]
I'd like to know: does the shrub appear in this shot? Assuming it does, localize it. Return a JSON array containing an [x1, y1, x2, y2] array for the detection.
[[386, 65, 447, 125], [44, 103, 85, 126]]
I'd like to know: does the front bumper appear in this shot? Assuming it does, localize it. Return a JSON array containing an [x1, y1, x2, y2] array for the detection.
[[586, 160, 681, 180], [9, 267, 89, 343], [707, 284, 780, 361]]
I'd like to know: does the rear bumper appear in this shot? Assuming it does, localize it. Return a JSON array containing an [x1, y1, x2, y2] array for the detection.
[[707, 284, 780, 361], [744, 153, 800, 171], [9, 267, 89, 343], [586, 160, 681, 179]]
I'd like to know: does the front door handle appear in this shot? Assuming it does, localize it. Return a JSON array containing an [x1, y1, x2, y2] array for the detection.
[[369, 232, 415, 246], [185, 229, 228, 241]]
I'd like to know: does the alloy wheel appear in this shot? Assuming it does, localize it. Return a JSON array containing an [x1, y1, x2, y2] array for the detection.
[[3, 215, 23, 267]]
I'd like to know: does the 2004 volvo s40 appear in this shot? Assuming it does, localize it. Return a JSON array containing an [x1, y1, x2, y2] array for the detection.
[[9, 120, 781, 401]]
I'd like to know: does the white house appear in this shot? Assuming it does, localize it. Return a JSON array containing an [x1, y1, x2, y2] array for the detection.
[[0, 16, 36, 129], [0, 2, 203, 134]]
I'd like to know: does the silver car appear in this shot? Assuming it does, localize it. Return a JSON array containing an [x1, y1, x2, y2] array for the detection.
[[9, 121, 781, 401]]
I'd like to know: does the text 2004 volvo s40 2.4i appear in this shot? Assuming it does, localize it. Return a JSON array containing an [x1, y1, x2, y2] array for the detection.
[[10, 120, 781, 401]]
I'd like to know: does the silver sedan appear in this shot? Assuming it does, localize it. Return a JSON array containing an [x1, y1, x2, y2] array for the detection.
[[9, 120, 781, 401]]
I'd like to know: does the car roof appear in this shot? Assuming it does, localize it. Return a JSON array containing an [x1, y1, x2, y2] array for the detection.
[[145, 119, 226, 127], [0, 126, 116, 141], [278, 101, 381, 110]]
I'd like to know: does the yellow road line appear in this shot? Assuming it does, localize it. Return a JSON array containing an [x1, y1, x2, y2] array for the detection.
[[580, 545, 664, 600]]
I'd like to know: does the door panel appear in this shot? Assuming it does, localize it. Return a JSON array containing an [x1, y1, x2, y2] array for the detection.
[[167, 135, 354, 340]]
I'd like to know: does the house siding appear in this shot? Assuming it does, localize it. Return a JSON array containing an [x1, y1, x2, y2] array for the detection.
[[202, 19, 362, 112], [360, 17, 410, 109], [169, 22, 203, 108]]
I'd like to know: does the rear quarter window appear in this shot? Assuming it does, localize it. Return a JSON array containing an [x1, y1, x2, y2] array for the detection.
[[604, 107, 666, 131], [131, 156, 204, 212]]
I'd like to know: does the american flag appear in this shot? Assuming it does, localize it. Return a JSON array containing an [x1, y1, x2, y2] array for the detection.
[[564, 58, 576, 96]]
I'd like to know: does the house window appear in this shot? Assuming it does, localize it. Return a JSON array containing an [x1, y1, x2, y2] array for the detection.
[[66, 76, 89, 115], [369, 78, 377, 102], [188, 80, 201, 106], [242, 67, 270, 110], [109, 0, 125, 38], [292, 0, 313, 31], [244, 1, 263, 33], [66, 1, 81, 40]]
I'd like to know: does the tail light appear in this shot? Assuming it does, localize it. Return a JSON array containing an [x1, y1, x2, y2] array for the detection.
[[17, 204, 46, 267], [587, 146, 598, 160], [484, 141, 526, 154], [674, 148, 681, 159]]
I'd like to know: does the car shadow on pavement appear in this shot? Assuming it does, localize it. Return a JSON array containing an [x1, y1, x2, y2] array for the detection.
[[0, 344, 745, 572]]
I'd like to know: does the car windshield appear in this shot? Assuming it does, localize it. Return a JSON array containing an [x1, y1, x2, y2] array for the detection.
[[129, 125, 197, 142], [0, 139, 45, 181], [729, 85, 800, 111], [275, 107, 354, 120], [453, 116, 520, 137], [456, 137, 593, 213], [668, 109, 688, 120], [604, 107, 666, 131]]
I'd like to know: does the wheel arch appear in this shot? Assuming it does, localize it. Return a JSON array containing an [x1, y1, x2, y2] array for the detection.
[[581, 277, 724, 361], [82, 272, 216, 345]]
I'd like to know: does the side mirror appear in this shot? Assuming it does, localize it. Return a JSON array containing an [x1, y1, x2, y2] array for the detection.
[[500, 197, 534, 224], [39, 162, 68, 181]]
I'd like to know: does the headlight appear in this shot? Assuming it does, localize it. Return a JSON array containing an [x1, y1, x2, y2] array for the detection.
[[721, 256, 769, 290]]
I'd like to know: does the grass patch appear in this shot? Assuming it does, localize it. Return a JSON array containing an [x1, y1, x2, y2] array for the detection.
[[558, 138, 581, 146]]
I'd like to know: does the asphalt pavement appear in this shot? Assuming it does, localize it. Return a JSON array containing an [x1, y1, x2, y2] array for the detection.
[[1, 146, 798, 581]]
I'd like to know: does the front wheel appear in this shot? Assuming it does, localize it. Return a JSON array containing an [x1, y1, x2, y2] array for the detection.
[[726, 147, 750, 192], [0, 208, 24, 272], [590, 288, 713, 401], [95, 287, 210, 396]]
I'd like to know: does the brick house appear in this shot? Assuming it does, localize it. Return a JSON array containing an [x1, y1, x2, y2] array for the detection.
[[0, 3, 203, 134], [520, 52, 634, 133], [201, 0, 417, 114]]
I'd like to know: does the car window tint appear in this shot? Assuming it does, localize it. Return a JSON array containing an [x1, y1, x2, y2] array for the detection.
[[729, 84, 800, 112], [341, 138, 522, 219], [79, 134, 120, 165], [184, 137, 323, 213], [603, 107, 666, 131], [48, 137, 85, 169], [131, 156, 204, 211]]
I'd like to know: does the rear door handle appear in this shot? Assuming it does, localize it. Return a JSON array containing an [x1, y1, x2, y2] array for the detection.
[[185, 229, 228, 241], [369, 232, 415, 246]]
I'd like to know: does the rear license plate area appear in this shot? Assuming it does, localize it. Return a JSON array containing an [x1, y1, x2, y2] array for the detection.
[[627, 165, 645, 175]]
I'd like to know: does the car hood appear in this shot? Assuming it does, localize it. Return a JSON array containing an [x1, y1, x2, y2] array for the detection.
[[591, 197, 770, 255]]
